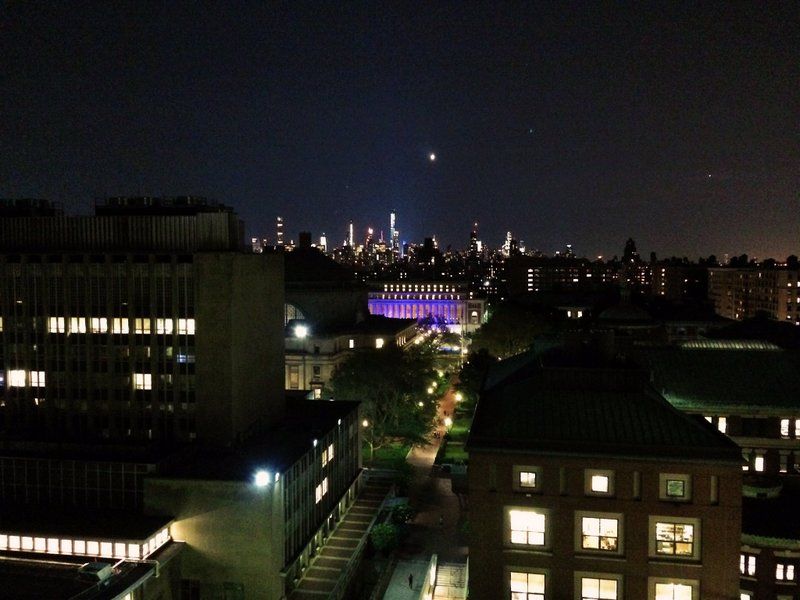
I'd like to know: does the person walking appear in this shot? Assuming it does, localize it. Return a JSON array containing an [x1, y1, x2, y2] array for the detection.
[[408, 573, 414, 589]]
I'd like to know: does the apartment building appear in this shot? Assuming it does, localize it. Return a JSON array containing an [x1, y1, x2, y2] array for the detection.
[[466, 350, 742, 600], [709, 267, 800, 324]]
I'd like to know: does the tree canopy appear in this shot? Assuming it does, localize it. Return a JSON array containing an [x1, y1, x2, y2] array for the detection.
[[469, 302, 553, 359], [327, 346, 438, 453]]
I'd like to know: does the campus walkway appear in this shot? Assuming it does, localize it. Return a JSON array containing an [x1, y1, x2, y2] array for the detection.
[[382, 386, 467, 599]]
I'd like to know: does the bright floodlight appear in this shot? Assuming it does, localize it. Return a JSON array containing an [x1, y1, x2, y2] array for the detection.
[[254, 470, 270, 487], [454, 392, 463, 402], [444, 417, 453, 428], [362, 419, 369, 428], [294, 324, 309, 338]]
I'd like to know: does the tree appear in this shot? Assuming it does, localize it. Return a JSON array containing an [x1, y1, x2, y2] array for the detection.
[[370, 523, 399, 554], [469, 303, 552, 359], [327, 346, 438, 457], [455, 348, 496, 406]]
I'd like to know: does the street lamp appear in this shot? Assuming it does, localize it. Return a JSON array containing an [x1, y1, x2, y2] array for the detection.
[[444, 416, 453, 428], [454, 392, 463, 402], [254, 470, 271, 487]]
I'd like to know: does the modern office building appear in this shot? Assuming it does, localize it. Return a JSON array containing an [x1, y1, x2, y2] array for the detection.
[[0, 198, 382, 599], [466, 349, 743, 600], [505, 256, 617, 296], [709, 267, 800, 324]]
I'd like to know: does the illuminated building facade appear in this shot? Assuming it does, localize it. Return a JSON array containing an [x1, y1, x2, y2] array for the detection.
[[368, 282, 486, 334], [505, 256, 616, 296], [709, 267, 800, 324], [466, 350, 742, 600]]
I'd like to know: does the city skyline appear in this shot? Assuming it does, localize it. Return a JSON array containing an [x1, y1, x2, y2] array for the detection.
[[1, 4, 797, 259]]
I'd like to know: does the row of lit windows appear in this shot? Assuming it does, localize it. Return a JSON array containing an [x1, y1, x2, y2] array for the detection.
[[45, 317, 195, 335], [740, 553, 796, 580], [0, 527, 169, 559], [383, 284, 458, 292], [507, 507, 699, 560], [514, 467, 694, 502], [6, 369, 46, 388], [510, 571, 697, 599], [375, 293, 463, 300]]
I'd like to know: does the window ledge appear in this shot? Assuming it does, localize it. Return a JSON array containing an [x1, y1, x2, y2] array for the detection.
[[649, 558, 703, 567], [504, 548, 552, 557], [574, 553, 627, 562]]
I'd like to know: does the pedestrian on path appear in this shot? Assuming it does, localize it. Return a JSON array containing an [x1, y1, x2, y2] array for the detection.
[[408, 573, 413, 589]]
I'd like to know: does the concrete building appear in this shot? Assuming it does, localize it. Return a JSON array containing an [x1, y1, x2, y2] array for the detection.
[[466, 349, 742, 600], [709, 267, 800, 324], [0, 198, 385, 599]]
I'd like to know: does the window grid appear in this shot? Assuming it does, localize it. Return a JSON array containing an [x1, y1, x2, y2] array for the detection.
[[655, 522, 694, 556]]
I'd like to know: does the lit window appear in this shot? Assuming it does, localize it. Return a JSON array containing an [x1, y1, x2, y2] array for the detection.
[[754, 453, 765, 472], [111, 318, 129, 334], [134, 373, 152, 390], [68, 317, 87, 333], [519, 471, 537, 489], [509, 509, 546, 546], [134, 318, 151, 334], [510, 571, 545, 600], [21, 537, 33, 551], [740, 553, 757, 575], [8, 536, 20, 550], [375, 337, 385, 349], [177, 318, 196, 335], [592, 475, 609, 493], [795, 418, 800, 439], [776, 563, 795, 580], [328, 443, 334, 462], [156, 318, 174, 334], [73, 540, 86, 554], [114, 542, 126, 558], [128, 543, 140, 559], [0, 535, 7, 550], [660, 473, 691, 501], [655, 522, 695, 556], [47, 538, 59, 553], [581, 516, 619, 552], [348, 338, 355, 349], [100, 542, 112, 557], [654, 582, 694, 600], [8, 370, 27, 387], [90, 317, 108, 333], [321, 448, 329, 468], [740, 593, 752, 600], [29, 371, 46, 387], [581, 576, 618, 599], [61, 539, 73, 554], [48, 317, 65, 333], [34, 537, 46, 552], [718, 417, 727, 434], [781, 419, 790, 438]]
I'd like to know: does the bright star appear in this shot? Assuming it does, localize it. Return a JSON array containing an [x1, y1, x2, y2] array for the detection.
[[429, 153, 436, 162]]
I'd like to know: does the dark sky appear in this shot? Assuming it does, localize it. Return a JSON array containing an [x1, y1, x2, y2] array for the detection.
[[2, 2, 798, 259]]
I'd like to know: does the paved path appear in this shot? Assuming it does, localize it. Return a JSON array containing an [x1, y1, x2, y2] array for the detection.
[[382, 385, 467, 599]]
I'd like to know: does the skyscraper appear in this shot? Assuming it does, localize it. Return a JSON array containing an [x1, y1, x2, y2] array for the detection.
[[348, 220, 354, 247], [276, 215, 284, 247]]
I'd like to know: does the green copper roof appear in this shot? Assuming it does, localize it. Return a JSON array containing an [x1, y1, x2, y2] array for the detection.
[[633, 348, 800, 413]]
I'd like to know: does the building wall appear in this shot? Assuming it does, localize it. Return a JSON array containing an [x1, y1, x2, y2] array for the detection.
[[468, 451, 742, 600], [145, 478, 285, 600], [195, 253, 285, 445]]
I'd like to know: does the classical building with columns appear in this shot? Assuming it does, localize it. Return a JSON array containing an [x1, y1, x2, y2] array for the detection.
[[368, 282, 486, 335]]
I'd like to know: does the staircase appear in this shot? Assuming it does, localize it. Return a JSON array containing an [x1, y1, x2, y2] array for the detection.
[[432, 563, 468, 599]]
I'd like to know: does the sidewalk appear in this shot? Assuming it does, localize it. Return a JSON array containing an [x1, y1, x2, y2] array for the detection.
[[382, 559, 429, 600]]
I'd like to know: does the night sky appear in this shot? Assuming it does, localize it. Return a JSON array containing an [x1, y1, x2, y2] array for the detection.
[[2, 3, 797, 259]]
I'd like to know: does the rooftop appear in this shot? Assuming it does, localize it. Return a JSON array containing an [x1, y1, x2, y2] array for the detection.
[[160, 399, 359, 481], [633, 347, 800, 413], [468, 351, 741, 463]]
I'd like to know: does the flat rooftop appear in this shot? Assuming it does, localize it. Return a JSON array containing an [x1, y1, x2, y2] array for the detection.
[[160, 399, 360, 481]]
